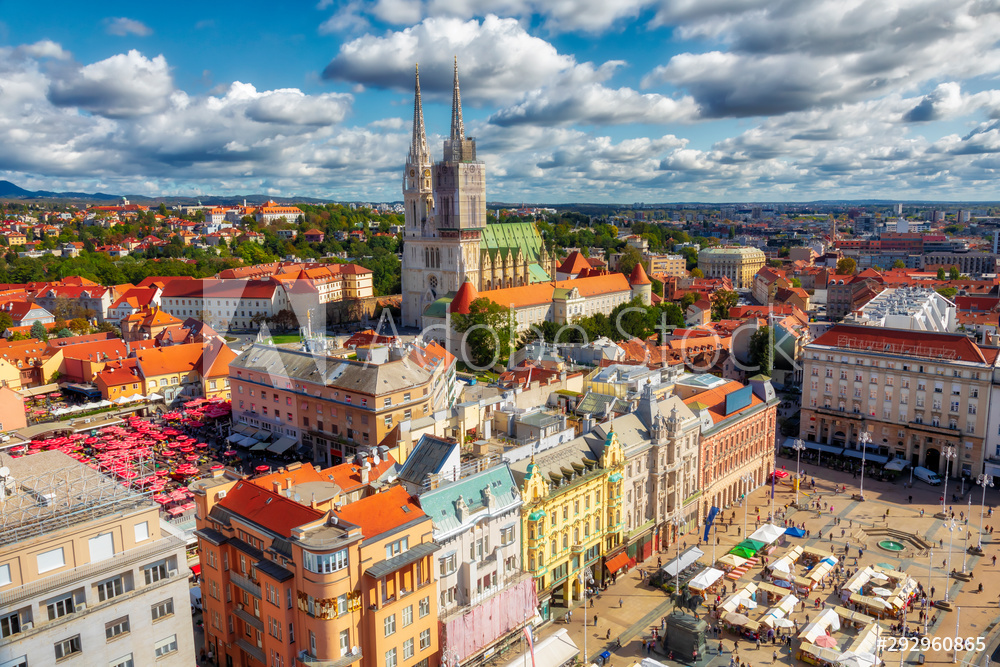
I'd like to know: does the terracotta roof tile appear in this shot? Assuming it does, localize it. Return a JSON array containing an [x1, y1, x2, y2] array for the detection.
[[333, 485, 424, 538]]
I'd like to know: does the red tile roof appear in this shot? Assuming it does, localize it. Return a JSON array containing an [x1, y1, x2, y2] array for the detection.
[[629, 262, 652, 286], [558, 251, 591, 275], [811, 324, 990, 364], [325, 454, 396, 495], [218, 480, 323, 537], [448, 280, 478, 315]]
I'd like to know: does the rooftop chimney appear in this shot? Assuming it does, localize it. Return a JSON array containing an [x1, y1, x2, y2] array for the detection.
[[273, 481, 281, 495], [360, 463, 371, 485]]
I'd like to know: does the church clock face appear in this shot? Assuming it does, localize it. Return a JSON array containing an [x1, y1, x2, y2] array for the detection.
[[423, 169, 430, 177], [409, 169, 416, 176]]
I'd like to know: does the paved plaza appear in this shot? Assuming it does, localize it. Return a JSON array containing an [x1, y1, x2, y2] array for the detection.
[[519, 454, 1000, 667]]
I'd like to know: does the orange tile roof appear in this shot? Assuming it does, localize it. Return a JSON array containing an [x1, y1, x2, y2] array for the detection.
[[325, 454, 396, 494], [136, 343, 205, 376], [56, 339, 127, 362], [683, 380, 764, 424], [218, 480, 323, 537], [249, 464, 330, 491], [333, 485, 424, 538]]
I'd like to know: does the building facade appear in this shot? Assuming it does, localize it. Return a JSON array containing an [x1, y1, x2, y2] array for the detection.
[[192, 467, 441, 667], [418, 465, 535, 667], [799, 325, 997, 480], [697, 247, 766, 289], [510, 429, 625, 621], [159, 279, 290, 332], [0, 451, 194, 667], [228, 341, 457, 464]]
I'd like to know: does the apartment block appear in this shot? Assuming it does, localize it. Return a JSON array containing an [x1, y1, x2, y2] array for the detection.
[[0, 451, 194, 667], [228, 341, 456, 465], [192, 465, 440, 667], [800, 325, 998, 479]]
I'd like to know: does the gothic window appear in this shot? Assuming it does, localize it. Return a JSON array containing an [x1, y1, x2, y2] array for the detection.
[[428, 275, 438, 293]]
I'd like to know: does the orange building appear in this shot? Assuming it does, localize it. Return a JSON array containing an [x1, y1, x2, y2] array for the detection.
[[192, 466, 440, 667]]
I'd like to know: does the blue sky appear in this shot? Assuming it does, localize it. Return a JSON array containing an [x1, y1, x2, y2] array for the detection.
[[1, 0, 999, 202]]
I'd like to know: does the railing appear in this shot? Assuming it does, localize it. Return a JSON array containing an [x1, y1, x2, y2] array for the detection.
[[0, 534, 187, 608], [234, 605, 264, 631], [297, 649, 363, 667], [236, 638, 266, 664], [230, 571, 262, 598]]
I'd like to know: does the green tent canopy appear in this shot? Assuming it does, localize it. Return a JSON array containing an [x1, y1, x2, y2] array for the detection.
[[730, 546, 756, 559]]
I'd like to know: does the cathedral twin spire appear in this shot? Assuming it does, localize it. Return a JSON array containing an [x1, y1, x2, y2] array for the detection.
[[409, 57, 470, 167]]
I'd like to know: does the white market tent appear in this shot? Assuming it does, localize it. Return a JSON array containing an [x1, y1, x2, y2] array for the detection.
[[688, 567, 725, 592], [661, 547, 704, 578], [502, 629, 578, 667], [750, 523, 786, 545]]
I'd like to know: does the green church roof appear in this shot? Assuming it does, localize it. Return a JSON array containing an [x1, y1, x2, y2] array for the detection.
[[481, 222, 544, 263]]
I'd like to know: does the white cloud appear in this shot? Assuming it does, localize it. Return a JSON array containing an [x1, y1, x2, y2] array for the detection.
[[642, 0, 1000, 119], [48, 50, 174, 118], [362, 0, 648, 32], [243, 88, 353, 125], [104, 17, 153, 37]]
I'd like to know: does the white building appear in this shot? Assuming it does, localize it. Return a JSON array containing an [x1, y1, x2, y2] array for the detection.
[[0, 451, 194, 667], [846, 287, 956, 332]]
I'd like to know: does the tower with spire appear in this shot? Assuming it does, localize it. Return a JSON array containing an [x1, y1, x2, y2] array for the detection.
[[401, 58, 486, 328]]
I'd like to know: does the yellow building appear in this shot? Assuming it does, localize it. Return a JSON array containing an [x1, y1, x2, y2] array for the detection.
[[511, 429, 625, 621], [646, 253, 688, 278], [697, 246, 766, 289]]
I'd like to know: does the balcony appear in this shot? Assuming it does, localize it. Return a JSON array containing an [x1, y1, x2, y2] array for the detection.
[[234, 604, 264, 631], [0, 534, 187, 609], [236, 638, 266, 664], [229, 571, 261, 598]]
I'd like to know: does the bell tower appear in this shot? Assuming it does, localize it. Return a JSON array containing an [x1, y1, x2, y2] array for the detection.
[[402, 65, 436, 327], [434, 57, 483, 293]]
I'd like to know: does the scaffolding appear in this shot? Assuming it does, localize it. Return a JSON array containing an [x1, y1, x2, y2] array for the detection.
[[0, 450, 156, 545]]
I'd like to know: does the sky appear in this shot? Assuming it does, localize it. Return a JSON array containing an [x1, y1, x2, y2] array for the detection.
[[1, 0, 999, 203]]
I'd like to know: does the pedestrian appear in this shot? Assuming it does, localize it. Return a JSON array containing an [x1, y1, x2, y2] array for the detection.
[[773, 650, 778, 663], [993, 555, 997, 567], [619, 597, 624, 608], [920, 509, 924, 517], [594, 614, 598, 626], [607, 628, 612, 640], [719, 641, 725, 655]]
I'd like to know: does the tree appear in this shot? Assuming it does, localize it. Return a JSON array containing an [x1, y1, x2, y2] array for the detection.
[[96, 322, 122, 338], [679, 292, 698, 310], [937, 266, 947, 281], [948, 265, 961, 281], [690, 267, 704, 278], [836, 257, 857, 275], [69, 317, 90, 334], [790, 278, 802, 288], [0, 311, 12, 334], [892, 259, 906, 269], [56, 328, 74, 338], [710, 289, 740, 321], [30, 320, 48, 341], [749, 325, 773, 375], [936, 287, 958, 298], [617, 245, 644, 278], [451, 297, 513, 369]]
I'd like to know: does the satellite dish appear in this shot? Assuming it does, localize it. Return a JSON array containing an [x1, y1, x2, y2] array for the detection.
[[0, 467, 9, 478]]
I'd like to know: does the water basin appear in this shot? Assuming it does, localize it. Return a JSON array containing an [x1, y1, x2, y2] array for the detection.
[[878, 540, 904, 552]]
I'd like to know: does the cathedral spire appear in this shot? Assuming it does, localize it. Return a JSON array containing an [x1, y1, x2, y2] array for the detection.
[[450, 56, 465, 141], [409, 64, 429, 164]]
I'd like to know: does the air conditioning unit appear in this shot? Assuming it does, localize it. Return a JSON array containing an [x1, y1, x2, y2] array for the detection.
[[167, 568, 178, 578], [237, 603, 245, 611], [21, 622, 32, 631], [75, 603, 87, 613]]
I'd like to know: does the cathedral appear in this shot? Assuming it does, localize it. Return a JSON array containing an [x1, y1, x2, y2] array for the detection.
[[400, 59, 558, 327]]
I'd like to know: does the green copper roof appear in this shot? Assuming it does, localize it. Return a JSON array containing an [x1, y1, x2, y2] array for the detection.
[[422, 292, 455, 319], [528, 509, 546, 521], [528, 263, 552, 283], [481, 222, 544, 263]]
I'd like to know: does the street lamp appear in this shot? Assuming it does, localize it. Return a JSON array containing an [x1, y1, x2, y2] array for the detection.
[[978, 474, 994, 549], [945, 518, 956, 602], [741, 473, 755, 538], [579, 566, 594, 665], [792, 439, 806, 506], [858, 431, 871, 500], [671, 516, 684, 592], [963, 496, 971, 574], [942, 445, 956, 514]]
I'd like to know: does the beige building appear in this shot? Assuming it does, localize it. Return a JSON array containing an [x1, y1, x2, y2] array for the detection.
[[0, 450, 194, 667], [800, 324, 997, 479], [698, 247, 766, 289], [645, 253, 687, 278]]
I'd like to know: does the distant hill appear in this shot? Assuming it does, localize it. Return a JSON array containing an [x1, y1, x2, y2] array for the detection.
[[0, 181, 334, 205]]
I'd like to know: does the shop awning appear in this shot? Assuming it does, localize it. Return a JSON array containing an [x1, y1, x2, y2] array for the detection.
[[250, 441, 270, 451], [842, 448, 888, 464], [605, 552, 631, 573], [883, 459, 909, 471], [750, 524, 786, 545], [267, 436, 297, 454], [18, 383, 60, 398], [236, 435, 258, 448]]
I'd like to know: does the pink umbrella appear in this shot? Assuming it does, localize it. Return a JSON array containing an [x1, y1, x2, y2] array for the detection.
[[223, 450, 237, 456], [185, 454, 198, 462], [210, 463, 224, 471], [255, 465, 269, 473]]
